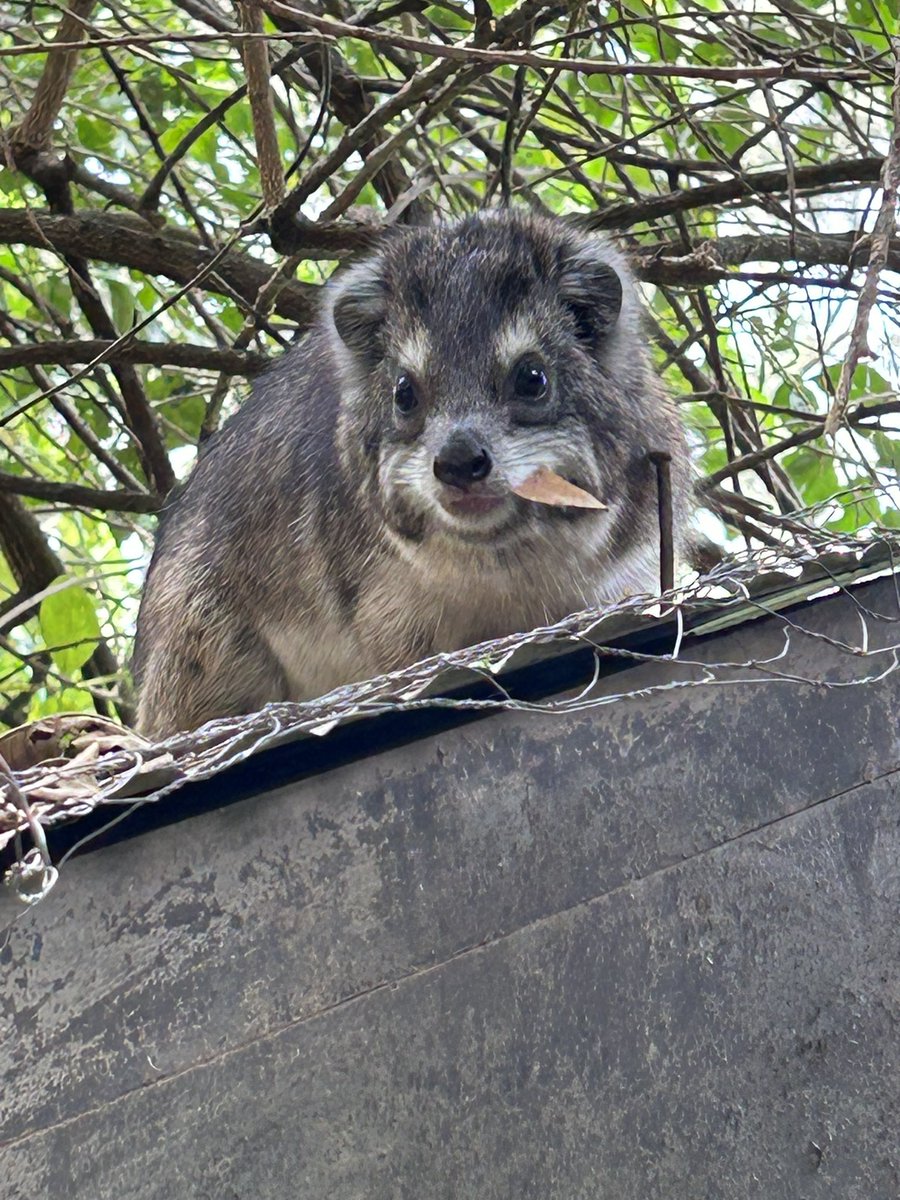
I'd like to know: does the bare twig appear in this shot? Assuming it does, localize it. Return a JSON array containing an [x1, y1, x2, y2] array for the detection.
[[230, 4, 885, 84], [825, 38, 900, 437], [237, 1, 285, 211], [701, 400, 900, 488]]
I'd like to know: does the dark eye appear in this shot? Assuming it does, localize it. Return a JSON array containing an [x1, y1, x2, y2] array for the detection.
[[511, 358, 549, 402], [394, 374, 418, 414]]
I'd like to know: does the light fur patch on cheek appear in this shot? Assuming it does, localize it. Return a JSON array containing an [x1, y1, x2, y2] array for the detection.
[[492, 428, 581, 485], [381, 444, 434, 501]]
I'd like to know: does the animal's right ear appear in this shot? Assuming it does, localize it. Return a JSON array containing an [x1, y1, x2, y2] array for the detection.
[[557, 236, 624, 347], [330, 257, 389, 359]]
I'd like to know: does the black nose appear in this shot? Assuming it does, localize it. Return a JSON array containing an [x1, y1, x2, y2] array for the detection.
[[433, 432, 492, 488]]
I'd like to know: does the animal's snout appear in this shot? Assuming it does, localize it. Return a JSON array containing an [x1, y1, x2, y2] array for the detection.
[[433, 431, 492, 489]]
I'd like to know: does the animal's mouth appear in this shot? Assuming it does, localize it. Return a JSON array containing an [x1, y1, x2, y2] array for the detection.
[[432, 485, 518, 542], [441, 490, 507, 518]]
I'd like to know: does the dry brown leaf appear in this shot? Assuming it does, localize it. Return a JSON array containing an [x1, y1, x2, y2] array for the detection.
[[510, 466, 607, 509], [0, 713, 152, 772]]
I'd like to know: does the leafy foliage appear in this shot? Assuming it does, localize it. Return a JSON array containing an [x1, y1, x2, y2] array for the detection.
[[0, 0, 897, 727]]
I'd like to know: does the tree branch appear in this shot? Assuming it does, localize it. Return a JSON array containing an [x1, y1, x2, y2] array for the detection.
[[700, 400, 900, 488], [0, 339, 268, 374], [264, 16, 419, 218], [0, 209, 319, 324], [6, 0, 97, 155], [586, 157, 885, 232], [6, 210, 897, 323], [237, 2, 285, 211], [634, 231, 900, 284], [0, 472, 162, 514]]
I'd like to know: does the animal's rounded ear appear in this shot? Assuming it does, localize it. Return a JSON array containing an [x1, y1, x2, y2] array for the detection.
[[558, 237, 624, 346], [330, 256, 389, 358]]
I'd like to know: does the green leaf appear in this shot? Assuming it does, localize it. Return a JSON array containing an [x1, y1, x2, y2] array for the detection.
[[0, 168, 20, 196], [27, 686, 95, 720], [39, 580, 101, 676], [76, 112, 114, 154], [783, 448, 840, 506], [107, 279, 136, 332], [870, 431, 899, 473]]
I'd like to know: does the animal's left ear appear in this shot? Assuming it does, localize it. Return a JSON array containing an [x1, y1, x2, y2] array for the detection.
[[558, 238, 624, 345]]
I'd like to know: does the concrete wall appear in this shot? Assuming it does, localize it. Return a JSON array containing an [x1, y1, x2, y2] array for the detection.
[[1, 576, 899, 1199]]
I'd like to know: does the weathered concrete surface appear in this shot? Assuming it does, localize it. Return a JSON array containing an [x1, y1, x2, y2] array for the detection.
[[3, 775, 899, 1200], [1, 576, 899, 1198]]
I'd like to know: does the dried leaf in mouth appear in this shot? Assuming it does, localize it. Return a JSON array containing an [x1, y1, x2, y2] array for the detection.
[[510, 466, 607, 509]]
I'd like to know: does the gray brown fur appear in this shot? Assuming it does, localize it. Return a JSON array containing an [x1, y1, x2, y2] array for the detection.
[[133, 212, 691, 736]]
